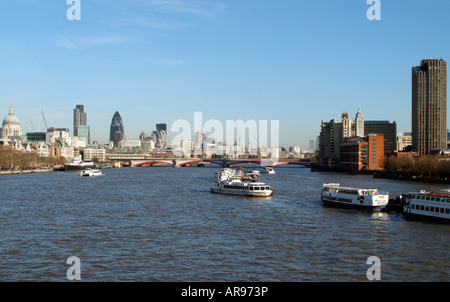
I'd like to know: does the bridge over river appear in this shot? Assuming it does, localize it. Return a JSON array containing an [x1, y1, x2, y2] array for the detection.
[[106, 154, 312, 168]]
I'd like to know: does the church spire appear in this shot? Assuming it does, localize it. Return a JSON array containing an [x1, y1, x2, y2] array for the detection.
[[9, 103, 14, 116]]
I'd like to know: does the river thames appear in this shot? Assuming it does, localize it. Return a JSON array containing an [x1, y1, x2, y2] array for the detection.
[[0, 166, 448, 282]]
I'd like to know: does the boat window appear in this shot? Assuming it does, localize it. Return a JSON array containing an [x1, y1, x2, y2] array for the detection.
[[249, 187, 253, 190], [426, 197, 430, 201], [266, 186, 270, 190], [446, 209, 450, 214], [421, 196, 426, 200], [436, 197, 440, 202], [431, 197, 435, 201], [440, 208, 445, 213], [254, 187, 260, 190], [421, 205, 425, 210], [430, 207, 434, 212]]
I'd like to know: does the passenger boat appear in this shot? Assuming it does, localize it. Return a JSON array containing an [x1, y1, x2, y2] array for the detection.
[[65, 157, 95, 171], [402, 189, 450, 223], [261, 166, 275, 174], [321, 183, 389, 210], [211, 168, 274, 197], [80, 169, 102, 177]]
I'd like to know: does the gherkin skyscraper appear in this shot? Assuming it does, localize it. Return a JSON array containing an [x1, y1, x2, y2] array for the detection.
[[110, 111, 124, 148]]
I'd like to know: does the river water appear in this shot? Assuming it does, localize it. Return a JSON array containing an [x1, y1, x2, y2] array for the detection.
[[0, 166, 448, 282]]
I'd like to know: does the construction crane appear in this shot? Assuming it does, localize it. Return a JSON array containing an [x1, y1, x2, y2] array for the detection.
[[41, 111, 48, 131]]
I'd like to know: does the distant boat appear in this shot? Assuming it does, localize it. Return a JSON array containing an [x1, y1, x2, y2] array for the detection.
[[80, 169, 102, 177], [64, 157, 95, 171], [321, 183, 388, 211], [210, 168, 274, 197], [98, 162, 113, 169], [261, 166, 275, 174]]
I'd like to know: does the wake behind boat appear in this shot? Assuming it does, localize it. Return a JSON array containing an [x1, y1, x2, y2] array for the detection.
[[211, 168, 274, 197], [321, 183, 388, 211]]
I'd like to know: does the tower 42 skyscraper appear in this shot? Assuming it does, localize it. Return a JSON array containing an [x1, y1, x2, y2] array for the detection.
[[73, 105, 90, 145]]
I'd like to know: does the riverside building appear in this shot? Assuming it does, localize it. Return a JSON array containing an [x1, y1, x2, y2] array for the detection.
[[412, 59, 447, 154], [73, 105, 91, 145]]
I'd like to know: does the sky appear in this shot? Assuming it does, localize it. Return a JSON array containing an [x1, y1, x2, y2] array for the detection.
[[0, 0, 449, 149]]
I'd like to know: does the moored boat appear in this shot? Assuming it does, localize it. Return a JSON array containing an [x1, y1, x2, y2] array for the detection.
[[402, 189, 450, 223], [321, 183, 388, 211], [65, 157, 95, 171]]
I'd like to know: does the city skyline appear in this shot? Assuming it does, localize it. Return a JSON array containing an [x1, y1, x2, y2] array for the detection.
[[1, 1, 449, 148]]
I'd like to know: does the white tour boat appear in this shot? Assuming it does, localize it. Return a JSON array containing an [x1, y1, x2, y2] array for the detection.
[[65, 156, 95, 171], [321, 183, 389, 210], [261, 166, 275, 174], [80, 169, 103, 177], [402, 189, 450, 223], [211, 168, 274, 197]]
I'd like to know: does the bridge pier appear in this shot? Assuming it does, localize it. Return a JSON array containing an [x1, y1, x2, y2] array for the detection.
[[173, 159, 180, 168]]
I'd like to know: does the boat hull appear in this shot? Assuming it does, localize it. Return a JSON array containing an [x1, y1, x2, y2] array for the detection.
[[321, 198, 386, 211], [211, 188, 273, 197], [402, 211, 450, 224], [65, 164, 95, 171]]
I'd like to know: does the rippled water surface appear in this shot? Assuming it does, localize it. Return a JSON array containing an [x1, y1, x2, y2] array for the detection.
[[0, 166, 448, 281]]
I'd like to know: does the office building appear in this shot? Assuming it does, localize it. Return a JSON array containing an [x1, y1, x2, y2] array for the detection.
[[412, 59, 447, 154], [397, 132, 412, 152], [340, 135, 385, 171], [73, 105, 90, 145], [318, 113, 352, 167], [110, 111, 124, 148], [84, 148, 106, 162], [364, 120, 397, 154], [155, 123, 168, 149]]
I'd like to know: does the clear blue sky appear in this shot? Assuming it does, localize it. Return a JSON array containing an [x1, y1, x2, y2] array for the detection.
[[1, 0, 449, 148]]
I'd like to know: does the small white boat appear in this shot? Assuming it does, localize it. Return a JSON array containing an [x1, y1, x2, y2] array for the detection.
[[321, 183, 388, 211], [402, 189, 450, 223], [80, 169, 102, 177], [261, 166, 275, 174]]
